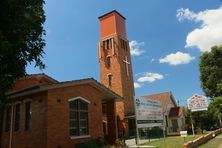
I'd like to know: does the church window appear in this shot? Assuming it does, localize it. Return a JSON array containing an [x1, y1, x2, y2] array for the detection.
[[102, 38, 113, 50], [14, 104, 20, 131], [106, 40, 110, 49], [5, 106, 11, 132], [25, 101, 32, 130], [108, 74, 112, 86], [69, 97, 89, 137], [125, 41, 128, 50], [103, 40, 106, 50], [107, 56, 111, 67], [120, 38, 128, 50]]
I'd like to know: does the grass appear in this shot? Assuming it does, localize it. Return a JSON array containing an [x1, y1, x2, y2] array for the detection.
[[199, 133, 222, 148], [141, 135, 202, 148]]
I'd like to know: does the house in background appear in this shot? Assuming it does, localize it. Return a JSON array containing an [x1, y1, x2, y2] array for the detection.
[[142, 92, 185, 135]]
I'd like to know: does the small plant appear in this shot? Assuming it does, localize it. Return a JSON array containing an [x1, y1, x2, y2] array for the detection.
[[103, 138, 125, 148]]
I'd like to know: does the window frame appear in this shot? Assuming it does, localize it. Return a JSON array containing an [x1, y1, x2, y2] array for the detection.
[[108, 74, 112, 86], [14, 103, 21, 131], [106, 56, 111, 67], [68, 97, 90, 139], [5, 105, 11, 132], [25, 101, 32, 131]]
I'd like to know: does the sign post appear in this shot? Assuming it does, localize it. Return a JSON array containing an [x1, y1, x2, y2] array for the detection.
[[134, 96, 163, 147], [187, 94, 208, 137]]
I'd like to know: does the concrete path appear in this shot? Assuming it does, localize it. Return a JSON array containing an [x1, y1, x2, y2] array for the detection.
[[125, 138, 158, 148]]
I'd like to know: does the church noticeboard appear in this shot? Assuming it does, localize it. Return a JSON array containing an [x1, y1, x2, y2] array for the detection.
[[187, 94, 208, 112], [134, 96, 163, 128]]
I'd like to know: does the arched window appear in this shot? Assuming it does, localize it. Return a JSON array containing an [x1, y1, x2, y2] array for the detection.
[[108, 74, 112, 86], [107, 56, 111, 67], [69, 97, 89, 137]]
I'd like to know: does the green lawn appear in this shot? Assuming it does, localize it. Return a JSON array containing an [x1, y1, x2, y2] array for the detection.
[[142, 135, 201, 148], [199, 133, 222, 148]]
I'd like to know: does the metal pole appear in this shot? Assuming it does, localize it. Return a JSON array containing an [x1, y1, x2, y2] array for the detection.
[[190, 112, 195, 137], [134, 97, 140, 147], [162, 112, 166, 148]]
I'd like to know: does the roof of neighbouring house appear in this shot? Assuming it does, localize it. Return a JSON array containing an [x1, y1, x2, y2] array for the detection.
[[142, 91, 177, 112], [169, 106, 184, 118]]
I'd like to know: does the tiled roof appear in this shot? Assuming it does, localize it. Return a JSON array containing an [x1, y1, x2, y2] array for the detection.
[[142, 92, 177, 112], [20, 73, 58, 82], [169, 106, 184, 118], [8, 76, 122, 102]]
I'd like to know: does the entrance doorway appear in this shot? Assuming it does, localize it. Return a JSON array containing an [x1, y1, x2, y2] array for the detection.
[[128, 119, 136, 138]]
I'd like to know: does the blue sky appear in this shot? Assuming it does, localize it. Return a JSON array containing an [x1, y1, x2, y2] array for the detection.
[[27, 0, 222, 106]]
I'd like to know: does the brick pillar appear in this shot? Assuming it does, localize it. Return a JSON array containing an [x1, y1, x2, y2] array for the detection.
[[107, 100, 117, 144]]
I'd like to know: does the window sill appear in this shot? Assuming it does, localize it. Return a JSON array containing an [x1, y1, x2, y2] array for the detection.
[[70, 135, 91, 140]]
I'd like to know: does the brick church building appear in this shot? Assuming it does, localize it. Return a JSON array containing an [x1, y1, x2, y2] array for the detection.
[[1, 10, 136, 148]]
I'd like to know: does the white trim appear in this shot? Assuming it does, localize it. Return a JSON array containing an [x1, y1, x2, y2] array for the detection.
[[24, 99, 32, 103], [107, 73, 112, 76], [70, 135, 91, 140], [100, 33, 116, 41], [68, 96, 90, 104], [13, 101, 22, 105], [103, 120, 108, 123], [98, 42, 101, 59]]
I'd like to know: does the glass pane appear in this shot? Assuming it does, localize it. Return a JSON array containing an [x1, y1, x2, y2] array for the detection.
[[70, 121, 77, 128], [69, 100, 77, 109], [70, 111, 77, 119], [80, 120, 87, 127], [80, 112, 88, 119], [79, 128, 87, 136], [79, 100, 87, 110], [70, 129, 78, 136]]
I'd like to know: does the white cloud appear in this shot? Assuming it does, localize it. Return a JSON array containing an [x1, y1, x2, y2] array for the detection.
[[134, 82, 141, 88], [137, 72, 164, 83], [176, 7, 222, 52], [159, 51, 195, 65], [129, 40, 145, 56], [151, 58, 155, 62]]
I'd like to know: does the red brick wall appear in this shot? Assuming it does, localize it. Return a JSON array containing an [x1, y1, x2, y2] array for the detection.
[[2, 92, 48, 148], [46, 84, 105, 148], [2, 83, 113, 148]]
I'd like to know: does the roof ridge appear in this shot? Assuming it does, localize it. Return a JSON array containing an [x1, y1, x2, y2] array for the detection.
[[142, 91, 171, 97]]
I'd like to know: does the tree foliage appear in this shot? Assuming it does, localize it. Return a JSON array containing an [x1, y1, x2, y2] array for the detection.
[[199, 45, 222, 98], [0, 1, 46, 147], [0, 0, 46, 98]]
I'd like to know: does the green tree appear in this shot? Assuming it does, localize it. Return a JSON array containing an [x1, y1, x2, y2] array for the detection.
[[0, 0, 46, 147], [199, 45, 222, 98], [209, 97, 222, 127]]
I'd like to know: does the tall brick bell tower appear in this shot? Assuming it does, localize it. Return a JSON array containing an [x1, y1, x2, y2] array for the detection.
[[98, 10, 136, 138]]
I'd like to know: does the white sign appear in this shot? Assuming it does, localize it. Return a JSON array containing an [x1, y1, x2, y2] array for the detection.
[[134, 96, 163, 128], [187, 94, 208, 112], [180, 131, 187, 137]]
